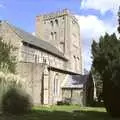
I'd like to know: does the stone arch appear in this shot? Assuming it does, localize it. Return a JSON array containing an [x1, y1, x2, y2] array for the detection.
[[55, 19, 58, 26], [53, 73, 59, 96]]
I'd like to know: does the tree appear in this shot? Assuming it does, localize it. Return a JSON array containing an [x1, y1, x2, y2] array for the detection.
[[91, 67, 103, 102], [0, 37, 16, 73], [91, 33, 120, 117]]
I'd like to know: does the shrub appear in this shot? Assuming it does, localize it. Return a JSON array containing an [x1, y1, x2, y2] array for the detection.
[[0, 71, 29, 114], [1, 87, 32, 114], [0, 71, 26, 109]]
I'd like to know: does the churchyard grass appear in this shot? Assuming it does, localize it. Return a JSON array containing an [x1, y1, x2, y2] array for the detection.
[[0, 105, 119, 120]]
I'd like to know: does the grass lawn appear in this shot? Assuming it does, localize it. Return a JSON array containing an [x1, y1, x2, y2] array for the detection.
[[0, 105, 119, 120]]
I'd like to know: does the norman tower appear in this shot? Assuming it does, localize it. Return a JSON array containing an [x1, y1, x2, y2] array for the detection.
[[36, 9, 82, 73]]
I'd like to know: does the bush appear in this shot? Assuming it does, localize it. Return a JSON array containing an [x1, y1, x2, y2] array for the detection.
[[1, 87, 32, 114], [0, 71, 26, 112]]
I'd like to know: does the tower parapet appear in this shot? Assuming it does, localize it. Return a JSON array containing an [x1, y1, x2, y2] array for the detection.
[[37, 9, 70, 20]]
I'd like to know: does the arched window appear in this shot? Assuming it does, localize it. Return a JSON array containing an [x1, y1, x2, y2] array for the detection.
[[54, 32, 57, 40], [59, 41, 64, 53], [50, 21, 54, 27], [51, 32, 54, 40], [55, 19, 58, 26], [54, 73, 59, 96], [43, 57, 46, 64], [73, 55, 76, 71]]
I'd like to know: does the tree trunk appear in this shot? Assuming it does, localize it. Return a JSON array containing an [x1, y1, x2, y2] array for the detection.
[[103, 79, 120, 117]]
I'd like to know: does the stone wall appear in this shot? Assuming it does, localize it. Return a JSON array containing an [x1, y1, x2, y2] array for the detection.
[[62, 88, 84, 105], [0, 21, 69, 105], [17, 62, 44, 106], [48, 70, 66, 104], [69, 16, 82, 73], [17, 62, 68, 105], [35, 9, 82, 74], [20, 44, 66, 70], [36, 11, 66, 54], [0, 21, 67, 73], [0, 11, 83, 106]]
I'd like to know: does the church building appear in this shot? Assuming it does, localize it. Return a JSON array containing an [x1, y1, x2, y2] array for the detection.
[[0, 9, 85, 105]]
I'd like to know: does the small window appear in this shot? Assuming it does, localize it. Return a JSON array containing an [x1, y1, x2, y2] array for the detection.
[[54, 32, 57, 40], [50, 21, 54, 27], [43, 58, 46, 63], [73, 55, 76, 59], [54, 74, 59, 96], [44, 21, 46, 24], [55, 19, 58, 26], [51, 32, 54, 40], [51, 32, 53, 35], [35, 55, 37, 63], [72, 20, 75, 24]]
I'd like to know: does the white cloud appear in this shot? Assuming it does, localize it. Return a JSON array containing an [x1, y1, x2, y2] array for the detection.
[[32, 32, 36, 36], [75, 15, 116, 71], [81, 0, 120, 15]]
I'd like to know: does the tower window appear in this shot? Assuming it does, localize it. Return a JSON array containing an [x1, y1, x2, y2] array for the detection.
[[44, 21, 46, 24], [73, 55, 76, 59], [54, 32, 57, 40], [51, 32, 54, 40], [72, 20, 75, 24], [50, 21, 54, 27], [55, 19, 58, 26]]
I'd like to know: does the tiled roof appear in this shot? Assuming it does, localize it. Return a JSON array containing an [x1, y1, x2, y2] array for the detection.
[[61, 75, 89, 89], [5, 22, 67, 61]]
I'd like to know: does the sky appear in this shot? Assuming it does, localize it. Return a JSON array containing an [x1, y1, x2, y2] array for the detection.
[[0, 0, 119, 71]]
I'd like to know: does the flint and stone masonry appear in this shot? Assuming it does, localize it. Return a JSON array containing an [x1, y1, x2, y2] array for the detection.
[[0, 9, 83, 105]]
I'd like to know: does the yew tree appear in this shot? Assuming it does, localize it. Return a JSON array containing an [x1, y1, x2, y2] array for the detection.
[[91, 33, 120, 117]]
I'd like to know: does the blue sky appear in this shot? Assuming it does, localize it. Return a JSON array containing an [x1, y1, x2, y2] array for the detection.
[[0, 0, 119, 71], [0, 0, 82, 32]]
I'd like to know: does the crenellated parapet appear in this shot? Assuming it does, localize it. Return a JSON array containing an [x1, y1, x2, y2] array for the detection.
[[37, 9, 69, 20], [36, 9, 78, 23]]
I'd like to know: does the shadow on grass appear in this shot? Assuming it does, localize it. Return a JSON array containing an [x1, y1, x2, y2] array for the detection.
[[0, 109, 119, 120]]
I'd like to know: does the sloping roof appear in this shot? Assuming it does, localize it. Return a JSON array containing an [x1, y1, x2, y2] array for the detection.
[[5, 22, 67, 61], [61, 75, 89, 89]]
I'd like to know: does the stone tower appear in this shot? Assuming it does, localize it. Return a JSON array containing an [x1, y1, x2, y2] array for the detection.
[[36, 9, 82, 73]]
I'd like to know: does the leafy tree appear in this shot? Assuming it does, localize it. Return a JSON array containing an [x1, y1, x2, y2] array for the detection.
[[0, 37, 16, 73], [91, 33, 120, 117]]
